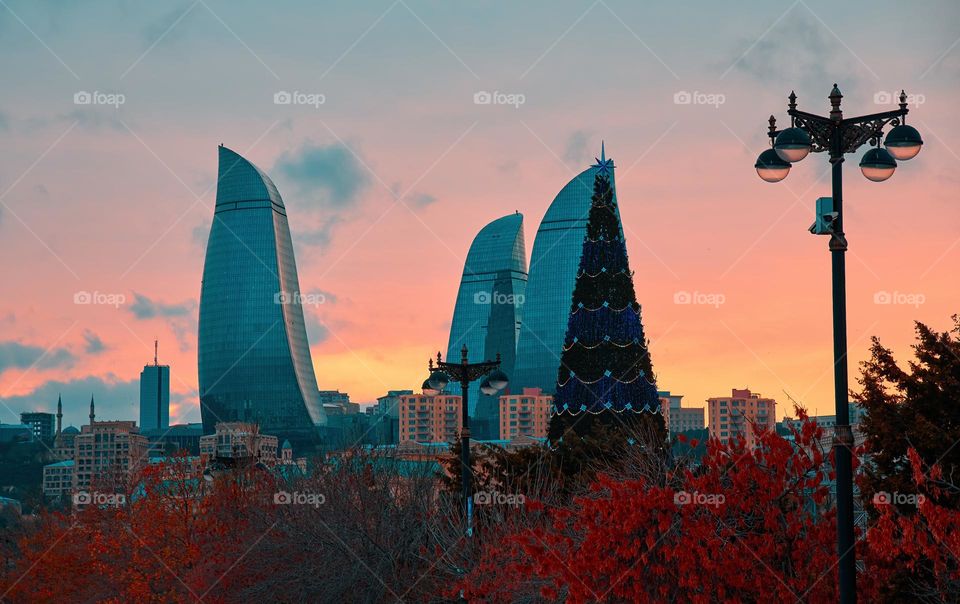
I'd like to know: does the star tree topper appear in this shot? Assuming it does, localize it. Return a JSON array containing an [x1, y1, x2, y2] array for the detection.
[[592, 141, 615, 174]]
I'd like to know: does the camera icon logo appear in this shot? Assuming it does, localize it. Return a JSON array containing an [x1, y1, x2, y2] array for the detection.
[[473, 91, 492, 105], [274, 291, 291, 304], [873, 291, 892, 305], [73, 491, 92, 505], [673, 91, 692, 105], [274, 91, 292, 105], [473, 491, 491, 505], [74, 291, 92, 304], [74, 91, 92, 105], [274, 491, 292, 505], [473, 291, 492, 304], [872, 491, 891, 505], [873, 91, 893, 105], [673, 291, 692, 304], [674, 490, 692, 505]]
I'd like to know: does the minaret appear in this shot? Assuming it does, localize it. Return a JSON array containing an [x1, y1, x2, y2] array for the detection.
[[56, 394, 63, 439], [89, 395, 95, 426]]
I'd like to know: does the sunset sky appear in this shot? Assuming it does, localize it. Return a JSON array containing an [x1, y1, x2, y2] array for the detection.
[[0, 0, 957, 428]]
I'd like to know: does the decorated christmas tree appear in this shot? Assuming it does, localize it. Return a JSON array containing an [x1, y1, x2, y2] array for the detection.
[[549, 144, 665, 446]]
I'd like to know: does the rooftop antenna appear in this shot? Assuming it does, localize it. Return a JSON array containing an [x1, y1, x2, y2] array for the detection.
[[154, 339, 158, 366]]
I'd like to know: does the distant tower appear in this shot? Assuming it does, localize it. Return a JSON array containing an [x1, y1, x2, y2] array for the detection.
[[89, 395, 95, 425], [56, 394, 63, 439], [139, 340, 170, 431]]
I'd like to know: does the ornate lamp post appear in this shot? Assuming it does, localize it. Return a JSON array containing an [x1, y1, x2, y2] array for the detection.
[[756, 85, 922, 603], [427, 345, 508, 536]]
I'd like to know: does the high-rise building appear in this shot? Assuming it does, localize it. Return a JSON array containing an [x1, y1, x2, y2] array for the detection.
[[19, 412, 55, 442], [498, 387, 551, 440], [139, 341, 170, 432], [707, 388, 776, 448], [444, 213, 527, 438], [659, 391, 705, 434], [514, 163, 623, 395], [399, 392, 463, 443], [198, 145, 326, 450]]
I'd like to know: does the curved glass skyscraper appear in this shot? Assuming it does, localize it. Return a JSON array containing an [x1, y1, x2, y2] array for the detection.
[[198, 145, 326, 449], [514, 161, 623, 395], [445, 213, 527, 435]]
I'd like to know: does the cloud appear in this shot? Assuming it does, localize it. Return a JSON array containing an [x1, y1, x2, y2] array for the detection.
[[275, 142, 371, 209], [295, 215, 342, 252], [0, 341, 75, 374], [128, 292, 196, 320], [0, 375, 139, 427], [82, 330, 107, 354], [303, 311, 331, 347], [407, 192, 437, 208], [307, 289, 338, 305], [564, 130, 591, 165], [192, 219, 210, 246], [727, 9, 864, 93]]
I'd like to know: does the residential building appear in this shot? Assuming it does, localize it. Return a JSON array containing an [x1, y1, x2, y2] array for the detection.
[[42, 460, 75, 499], [659, 391, 705, 434], [20, 412, 55, 442], [198, 145, 326, 451], [707, 388, 776, 448], [72, 420, 149, 493], [498, 387, 551, 440], [399, 392, 463, 443], [199, 422, 279, 467]]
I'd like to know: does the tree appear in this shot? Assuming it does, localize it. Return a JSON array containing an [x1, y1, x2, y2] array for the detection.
[[856, 316, 960, 512], [550, 147, 665, 456], [462, 412, 840, 603]]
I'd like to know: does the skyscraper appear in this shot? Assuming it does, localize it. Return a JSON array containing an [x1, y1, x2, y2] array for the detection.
[[198, 145, 326, 450], [139, 341, 170, 432], [514, 160, 624, 395], [444, 213, 526, 437]]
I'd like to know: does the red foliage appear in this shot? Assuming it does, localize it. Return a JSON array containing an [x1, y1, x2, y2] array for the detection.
[[460, 415, 960, 603]]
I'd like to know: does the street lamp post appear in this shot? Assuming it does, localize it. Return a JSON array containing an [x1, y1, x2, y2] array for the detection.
[[756, 85, 922, 604], [427, 345, 509, 537]]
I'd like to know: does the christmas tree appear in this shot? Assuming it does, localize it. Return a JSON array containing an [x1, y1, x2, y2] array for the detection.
[[549, 144, 664, 445]]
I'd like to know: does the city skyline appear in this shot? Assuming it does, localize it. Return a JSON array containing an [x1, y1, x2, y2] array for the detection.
[[0, 1, 957, 430]]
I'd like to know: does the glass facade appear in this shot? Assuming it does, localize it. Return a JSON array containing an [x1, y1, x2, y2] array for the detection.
[[445, 213, 527, 430], [513, 166, 623, 395], [198, 146, 325, 450], [139, 364, 170, 431]]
